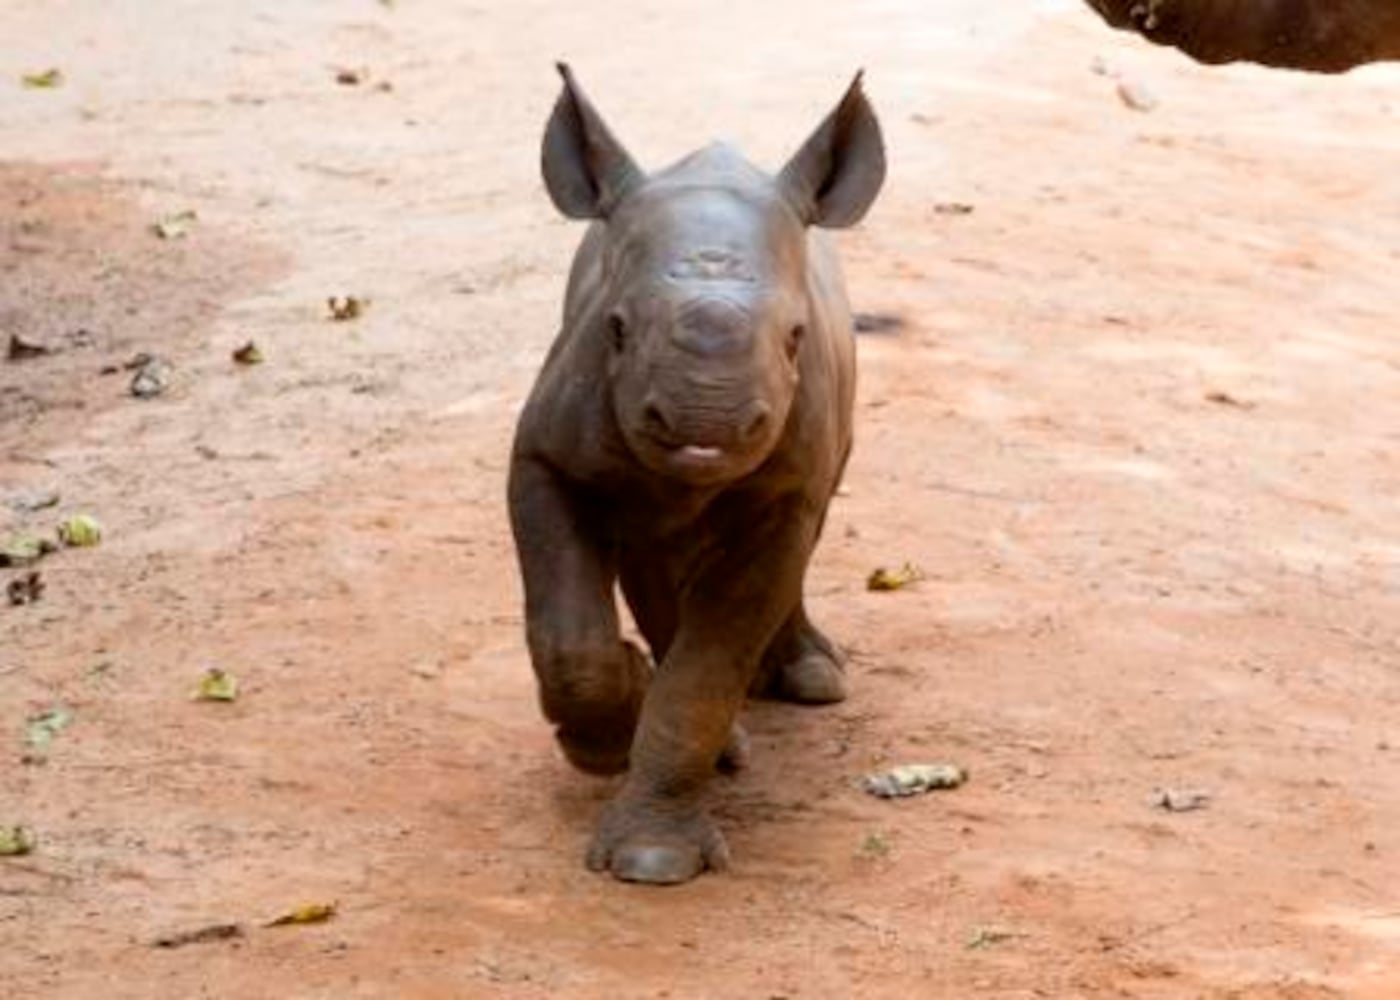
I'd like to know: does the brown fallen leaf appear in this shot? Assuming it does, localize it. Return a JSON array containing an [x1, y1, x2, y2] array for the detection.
[[267, 902, 337, 927], [932, 202, 975, 216], [152, 210, 198, 240], [231, 341, 264, 365], [334, 67, 367, 86], [867, 563, 923, 592], [7, 334, 52, 361], [152, 923, 245, 949], [852, 312, 906, 335], [327, 296, 368, 322], [1205, 390, 1255, 410], [7, 571, 45, 606]]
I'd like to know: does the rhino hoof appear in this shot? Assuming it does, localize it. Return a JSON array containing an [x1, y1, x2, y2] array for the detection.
[[611, 844, 707, 885], [774, 651, 848, 704], [586, 799, 730, 885]]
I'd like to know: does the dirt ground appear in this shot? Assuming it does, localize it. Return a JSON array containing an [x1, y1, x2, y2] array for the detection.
[[3, 1, 1399, 997]]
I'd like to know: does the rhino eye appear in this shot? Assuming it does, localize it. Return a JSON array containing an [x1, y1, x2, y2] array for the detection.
[[785, 324, 806, 361], [608, 313, 627, 353]]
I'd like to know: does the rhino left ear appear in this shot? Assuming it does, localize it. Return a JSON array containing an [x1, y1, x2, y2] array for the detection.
[[779, 72, 886, 229]]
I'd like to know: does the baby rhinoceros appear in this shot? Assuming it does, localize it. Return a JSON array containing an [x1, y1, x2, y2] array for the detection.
[[509, 64, 885, 885]]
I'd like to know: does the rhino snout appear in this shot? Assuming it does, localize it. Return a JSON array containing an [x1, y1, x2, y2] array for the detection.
[[640, 393, 773, 450]]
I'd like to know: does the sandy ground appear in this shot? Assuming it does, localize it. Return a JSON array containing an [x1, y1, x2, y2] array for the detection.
[[3, 1, 1399, 997]]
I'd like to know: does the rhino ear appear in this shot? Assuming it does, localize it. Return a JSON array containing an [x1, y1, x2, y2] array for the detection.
[[541, 63, 644, 220], [779, 71, 886, 229]]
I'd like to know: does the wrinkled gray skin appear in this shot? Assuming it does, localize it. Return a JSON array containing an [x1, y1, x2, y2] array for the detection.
[[509, 65, 884, 885], [1083, 0, 1400, 72]]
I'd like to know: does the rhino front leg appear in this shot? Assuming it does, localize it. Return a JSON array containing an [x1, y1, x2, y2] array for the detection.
[[508, 457, 650, 776], [587, 502, 817, 884]]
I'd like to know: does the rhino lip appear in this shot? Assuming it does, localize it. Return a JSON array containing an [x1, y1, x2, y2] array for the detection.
[[676, 444, 724, 461]]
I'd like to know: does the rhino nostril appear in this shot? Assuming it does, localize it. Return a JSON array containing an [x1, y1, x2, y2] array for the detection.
[[743, 403, 772, 441], [644, 401, 673, 437]]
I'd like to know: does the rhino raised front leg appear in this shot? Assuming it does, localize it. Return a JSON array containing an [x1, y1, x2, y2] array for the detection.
[[508, 458, 649, 775], [588, 503, 815, 884]]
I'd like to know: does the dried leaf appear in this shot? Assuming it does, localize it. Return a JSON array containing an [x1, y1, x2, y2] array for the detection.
[[967, 927, 1019, 950], [152, 923, 244, 948], [862, 763, 968, 799], [7, 334, 52, 361], [267, 902, 337, 927], [1155, 788, 1210, 813], [152, 210, 198, 240], [21, 69, 64, 89], [0, 826, 36, 856], [327, 296, 368, 322], [231, 341, 264, 365], [932, 202, 975, 216], [866, 563, 923, 592], [334, 67, 367, 86], [57, 514, 102, 548], [1205, 390, 1255, 410], [194, 668, 239, 702], [5, 488, 61, 513], [7, 571, 45, 606], [25, 705, 74, 758], [0, 534, 58, 567]]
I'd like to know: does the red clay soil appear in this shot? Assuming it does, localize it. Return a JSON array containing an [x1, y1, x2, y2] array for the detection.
[[2, 2, 1398, 997]]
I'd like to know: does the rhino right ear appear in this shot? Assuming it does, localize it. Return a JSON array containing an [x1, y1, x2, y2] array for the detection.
[[541, 63, 644, 220]]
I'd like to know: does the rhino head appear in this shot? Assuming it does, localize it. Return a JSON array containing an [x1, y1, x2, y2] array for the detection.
[[541, 64, 884, 486]]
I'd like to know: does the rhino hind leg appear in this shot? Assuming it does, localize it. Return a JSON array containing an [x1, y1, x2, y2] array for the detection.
[[753, 604, 848, 705]]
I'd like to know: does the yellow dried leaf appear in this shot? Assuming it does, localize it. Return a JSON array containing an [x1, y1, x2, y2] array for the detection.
[[866, 563, 922, 592], [267, 902, 337, 926], [0, 826, 36, 856], [56, 514, 102, 548], [194, 668, 239, 702], [22, 69, 64, 89]]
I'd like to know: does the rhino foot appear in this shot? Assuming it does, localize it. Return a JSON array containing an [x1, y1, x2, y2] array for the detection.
[[586, 796, 729, 886], [770, 650, 848, 704]]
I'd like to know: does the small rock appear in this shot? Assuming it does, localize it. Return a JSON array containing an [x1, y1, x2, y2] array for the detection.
[[1155, 788, 1210, 813], [1116, 80, 1159, 113], [131, 356, 173, 399]]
